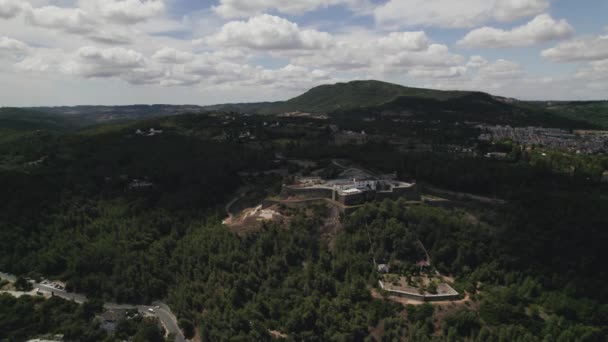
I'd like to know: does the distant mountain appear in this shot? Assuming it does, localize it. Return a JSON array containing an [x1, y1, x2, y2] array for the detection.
[[526, 101, 608, 129], [28, 104, 207, 124], [205, 80, 474, 114], [3, 80, 603, 129], [0, 108, 79, 131], [331, 92, 592, 128]]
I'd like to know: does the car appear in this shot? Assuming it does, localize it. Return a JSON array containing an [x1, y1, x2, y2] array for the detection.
[[148, 308, 155, 313]]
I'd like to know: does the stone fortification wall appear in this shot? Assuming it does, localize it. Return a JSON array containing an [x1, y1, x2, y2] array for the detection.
[[282, 185, 333, 199], [378, 281, 460, 302], [376, 183, 420, 201]]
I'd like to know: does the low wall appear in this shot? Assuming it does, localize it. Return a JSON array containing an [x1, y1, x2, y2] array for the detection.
[[284, 183, 421, 205], [282, 186, 333, 199], [376, 184, 420, 201], [378, 281, 460, 302], [337, 192, 370, 206]]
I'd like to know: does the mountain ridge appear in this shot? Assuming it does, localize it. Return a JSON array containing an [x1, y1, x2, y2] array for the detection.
[[3, 80, 606, 129]]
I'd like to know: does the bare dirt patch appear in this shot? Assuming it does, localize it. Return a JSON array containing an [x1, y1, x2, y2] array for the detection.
[[223, 204, 287, 235]]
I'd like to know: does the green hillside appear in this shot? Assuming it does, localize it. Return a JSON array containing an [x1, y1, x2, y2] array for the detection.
[[540, 101, 608, 129], [206, 80, 474, 114], [332, 92, 595, 129], [270, 80, 472, 113], [0, 108, 78, 131]]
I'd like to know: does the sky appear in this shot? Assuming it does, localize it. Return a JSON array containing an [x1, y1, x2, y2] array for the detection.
[[0, 0, 607, 106]]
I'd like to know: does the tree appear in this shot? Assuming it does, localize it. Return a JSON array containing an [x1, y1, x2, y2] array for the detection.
[[14, 276, 32, 292], [178, 319, 195, 339]]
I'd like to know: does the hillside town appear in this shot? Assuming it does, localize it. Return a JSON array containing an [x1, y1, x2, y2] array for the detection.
[[478, 125, 608, 154]]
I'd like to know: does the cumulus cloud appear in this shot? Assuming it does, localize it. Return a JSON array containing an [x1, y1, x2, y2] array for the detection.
[[458, 14, 573, 48], [542, 35, 608, 62], [575, 59, 608, 81], [375, 0, 549, 28], [467, 56, 489, 68], [25, 5, 96, 34], [386, 44, 465, 68], [62, 45, 164, 85], [0, 36, 28, 53], [79, 0, 165, 25], [477, 59, 523, 80], [213, 0, 363, 18], [288, 30, 465, 79], [89, 31, 133, 45], [64, 46, 146, 78], [408, 66, 467, 79], [377, 31, 431, 52], [252, 64, 332, 90], [208, 14, 333, 50], [0, 0, 24, 19], [152, 47, 194, 64]]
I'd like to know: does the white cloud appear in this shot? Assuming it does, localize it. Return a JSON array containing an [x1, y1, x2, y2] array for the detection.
[[477, 59, 523, 79], [575, 59, 608, 81], [13, 47, 67, 73], [89, 31, 133, 45], [492, 0, 550, 22], [375, 0, 549, 28], [467, 55, 489, 68], [152, 47, 194, 64], [377, 31, 430, 52], [386, 44, 465, 68], [252, 64, 333, 90], [288, 30, 465, 79], [0, 36, 28, 53], [542, 35, 608, 62], [458, 14, 573, 48], [64, 46, 146, 78], [408, 66, 467, 79], [213, 0, 363, 18], [25, 5, 96, 34], [0, 0, 23, 19], [208, 14, 333, 50], [79, 0, 165, 25]]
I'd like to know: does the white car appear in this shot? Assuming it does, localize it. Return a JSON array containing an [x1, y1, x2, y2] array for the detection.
[[148, 308, 155, 313]]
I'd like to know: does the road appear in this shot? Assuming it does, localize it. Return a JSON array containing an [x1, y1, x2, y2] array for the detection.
[[0, 272, 186, 342]]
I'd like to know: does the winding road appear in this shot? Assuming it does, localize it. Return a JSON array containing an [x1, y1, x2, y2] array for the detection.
[[0, 272, 186, 342]]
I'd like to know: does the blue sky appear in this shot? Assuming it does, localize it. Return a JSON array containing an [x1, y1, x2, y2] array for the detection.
[[0, 0, 607, 106]]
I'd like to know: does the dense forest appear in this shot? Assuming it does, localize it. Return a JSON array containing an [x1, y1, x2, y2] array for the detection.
[[0, 109, 607, 341], [0, 294, 167, 342]]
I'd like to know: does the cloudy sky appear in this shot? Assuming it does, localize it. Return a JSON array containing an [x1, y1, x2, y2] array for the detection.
[[0, 0, 607, 106]]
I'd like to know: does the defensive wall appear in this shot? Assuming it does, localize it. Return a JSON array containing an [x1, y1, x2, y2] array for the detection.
[[378, 280, 460, 302]]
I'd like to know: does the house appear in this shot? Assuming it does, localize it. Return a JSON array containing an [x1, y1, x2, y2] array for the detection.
[[377, 264, 390, 273], [99, 309, 127, 333], [129, 179, 154, 190], [416, 260, 430, 272], [485, 152, 508, 160], [334, 130, 368, 145], [148, 128, 163, 136]]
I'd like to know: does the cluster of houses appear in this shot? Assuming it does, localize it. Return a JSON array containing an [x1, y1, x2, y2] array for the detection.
[[479, 125, 608, 154], [135, 128, 163, 136]]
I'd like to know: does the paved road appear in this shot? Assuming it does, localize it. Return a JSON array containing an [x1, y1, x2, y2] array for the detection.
[[0, 272, 186, 342]]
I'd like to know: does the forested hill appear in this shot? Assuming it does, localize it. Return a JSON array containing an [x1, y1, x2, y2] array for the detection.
[[529, 101, 608, 129], [0, 108, 79, 131], [206, 80, 475, 114], [260, 80, 473, 114], [27, 104, 206, 125], [332, 92, 595, 129], [7, 81, 604, 129]]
